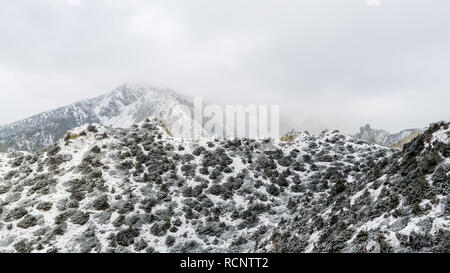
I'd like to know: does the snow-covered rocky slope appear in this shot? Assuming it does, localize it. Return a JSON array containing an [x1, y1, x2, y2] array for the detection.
[[278, 121, 450, 252], [0, 84, 203, 152], [354, 124, 422, 150], [0, 119, 448, 253]]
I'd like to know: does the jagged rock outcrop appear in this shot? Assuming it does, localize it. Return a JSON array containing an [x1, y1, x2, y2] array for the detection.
[[354, 124, 421, 150]]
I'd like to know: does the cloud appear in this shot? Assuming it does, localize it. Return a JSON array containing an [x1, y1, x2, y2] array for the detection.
[[0, 0, 449, 133]]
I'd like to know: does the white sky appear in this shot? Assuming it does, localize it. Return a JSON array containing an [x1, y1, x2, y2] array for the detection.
[[0, 0, 449, 134]]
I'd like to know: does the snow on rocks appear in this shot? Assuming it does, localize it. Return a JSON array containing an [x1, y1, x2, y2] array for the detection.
[[0, 119, 448, 253]]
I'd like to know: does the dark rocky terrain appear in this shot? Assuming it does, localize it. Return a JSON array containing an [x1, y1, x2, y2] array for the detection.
[[0, 118, 448, 253]]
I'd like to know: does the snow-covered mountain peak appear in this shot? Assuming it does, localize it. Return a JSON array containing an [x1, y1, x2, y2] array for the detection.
[[92, 84, 196, 129], [0, 84, 200, 152], [104, 83, 183, 102]]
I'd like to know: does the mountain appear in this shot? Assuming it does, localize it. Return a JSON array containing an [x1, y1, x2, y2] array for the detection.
[[353, 124, 422, 149], [0, 83, 203, 152], [0, 118, 448, 253]]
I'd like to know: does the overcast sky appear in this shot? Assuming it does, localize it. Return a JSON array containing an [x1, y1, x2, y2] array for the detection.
[[0, 0, 449, 134]]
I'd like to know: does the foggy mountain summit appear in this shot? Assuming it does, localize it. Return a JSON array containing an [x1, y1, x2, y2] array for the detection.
[[1, 0, 449, 259], [0, 82, 283, 153], [0, 81, 443, 154], [0, 83, 203, 152]]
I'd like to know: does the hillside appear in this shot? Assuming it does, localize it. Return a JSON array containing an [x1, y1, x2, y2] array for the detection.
[[0, 118, 448, 253]]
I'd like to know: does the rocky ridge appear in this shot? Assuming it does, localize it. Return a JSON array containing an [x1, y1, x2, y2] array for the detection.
[[354, 124, 422, 150], [0, 118, 448, 253], [0, 84, 202, 152]]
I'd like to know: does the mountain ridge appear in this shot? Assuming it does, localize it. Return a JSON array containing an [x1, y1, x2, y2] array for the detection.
[[353, 124, 422, 150], [0, 84, 202, 152], [0, 119, 448, 253]]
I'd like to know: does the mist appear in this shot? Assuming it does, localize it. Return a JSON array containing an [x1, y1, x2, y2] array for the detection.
[[1, 0, 449, 134]]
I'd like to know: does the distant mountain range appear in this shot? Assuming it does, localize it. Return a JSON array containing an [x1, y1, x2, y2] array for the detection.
[[0, 84, 203, 152], [0, 83, 449, 253], [353, 124, 422, 150], [281, 125, 422, 151], [0, 83, 433, 153]]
